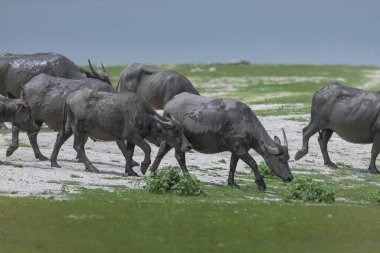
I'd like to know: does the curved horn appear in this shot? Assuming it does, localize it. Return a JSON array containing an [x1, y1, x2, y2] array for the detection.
[[282, 128, 288, 148], [101, 63, 108, 76], [19, 86, 28, 106], [88, 59, 96, 75], [264, 142, 280, 155], [168, 114, 181, 126], [151, 115, 174, 129], [260, 132, 280, 155]]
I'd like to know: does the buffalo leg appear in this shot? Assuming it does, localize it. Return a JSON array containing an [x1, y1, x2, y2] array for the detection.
[[115, 141, 139, 168], [50, 129, 73, 168], [369, 132, 380, 174], [116, 140, 138, 176], [174, 149, 189, 175], [73, 133, 99, 173], [27, 121, 48, 161], [75, 135, 87, 163], [227, 153, 240, 188], [295, 121, 320, 161], [318, 129, 337, 168], [238, 152, 265, 191], [130, 135, 151, 174], [6, 125, 20, 157], [149, 142, 172, 174]]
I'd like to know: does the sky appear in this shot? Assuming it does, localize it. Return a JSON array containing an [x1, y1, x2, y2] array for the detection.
[[0, 0, 379, 65]]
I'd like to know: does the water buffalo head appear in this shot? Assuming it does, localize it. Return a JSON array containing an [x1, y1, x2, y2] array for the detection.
[[12, 89, 39, 133], [262, 129, 293, 182], [85, 59, 112, 85], [151, 115, 192, 153]]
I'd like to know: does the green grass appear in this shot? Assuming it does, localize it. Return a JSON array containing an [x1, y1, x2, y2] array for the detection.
[[1, 188, 380, 253], [286, 117, 309, 122]]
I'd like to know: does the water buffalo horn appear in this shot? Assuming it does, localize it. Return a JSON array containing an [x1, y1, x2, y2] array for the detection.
[[19, 87, 28, 106], [101, 63, 108, 76], [282, 128, 288, 148], [168, 114, 181, 126], [264, 143, 280, 155], [88, 59, 96, 75], [151, 115, 174, 129]]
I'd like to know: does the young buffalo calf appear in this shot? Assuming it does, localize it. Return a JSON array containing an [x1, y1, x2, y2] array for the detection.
[[50, 89, 191, 175], [0, 94, 38, 163]]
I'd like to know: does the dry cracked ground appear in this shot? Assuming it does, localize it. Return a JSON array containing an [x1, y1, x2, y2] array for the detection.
[[0, 111, 377, 199]]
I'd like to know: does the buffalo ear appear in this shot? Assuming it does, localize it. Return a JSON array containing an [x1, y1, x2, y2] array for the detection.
[[274, 136, 281, 145]]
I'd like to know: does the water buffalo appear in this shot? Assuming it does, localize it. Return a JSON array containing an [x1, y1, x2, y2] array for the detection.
[[50, 90, 192, 175], [0, 52, 110, 98], [148, 93, 293, 191], [0, 94, 39, 163], [295, 83, 380, 174], [5, 74, 115, 161], [117, 63, 199, 109]]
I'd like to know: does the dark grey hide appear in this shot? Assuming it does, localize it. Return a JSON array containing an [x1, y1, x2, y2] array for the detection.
[[149, 93, 293, 191], [50, 90, 191, 175], [0, 95, 38, 163], [0, 52, 110, 130], [0, 52, 111, 98], [117, 63, 199, 109], [295, 83, 380, 174], [6, 74, 115, 161]]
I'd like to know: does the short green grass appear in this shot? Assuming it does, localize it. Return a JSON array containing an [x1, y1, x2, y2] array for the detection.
[[1, 188, 380, 253]]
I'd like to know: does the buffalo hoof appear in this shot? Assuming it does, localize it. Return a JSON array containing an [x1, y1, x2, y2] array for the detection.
[[131, 160, 139, 168], [227, 181, 240, 189], [36, 154, 49, 161], [148, 166, 158, 175], [326, 162, 338, 168], [140, 165, 149, 175], [294, 150, 306, 161], [85, 167, 100, 173], [368, 168, 380, 174], [255, 178, 266, 192], [50, 161, 61, 168], [6, 146, 17, 157], [140, 162, 150, 175], [126, 169, 139, 177]]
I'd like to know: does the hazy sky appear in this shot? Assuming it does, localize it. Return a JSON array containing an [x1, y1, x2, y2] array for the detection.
[[1, 0, 379, 65]]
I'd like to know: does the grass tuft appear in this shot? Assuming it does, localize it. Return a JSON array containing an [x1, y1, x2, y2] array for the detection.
[[146, 166, 205, 196], [258, 162, 275, 178], [284, 177, 335, 204]]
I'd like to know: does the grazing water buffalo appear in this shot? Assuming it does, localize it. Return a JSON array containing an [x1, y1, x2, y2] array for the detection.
[[149, 93, 293, 191], [0, 52, 110, 98], [295, 83, 380, 174], [50, 90, 191, 175], [0, 94, 39, 163], [117, 63, 199, 109], [6, 74, 115, 161]]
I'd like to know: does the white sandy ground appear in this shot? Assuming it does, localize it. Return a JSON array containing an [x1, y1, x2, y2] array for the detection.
[[0, 113, 377, 198]]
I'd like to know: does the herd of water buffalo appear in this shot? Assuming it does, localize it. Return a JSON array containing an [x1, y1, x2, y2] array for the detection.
[[0, 52, 379, 191]]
